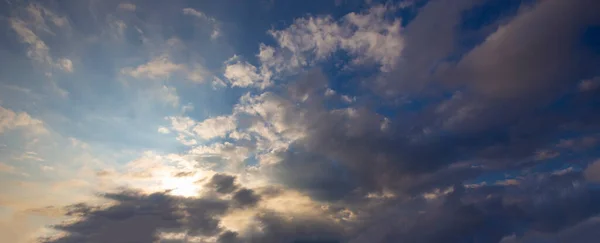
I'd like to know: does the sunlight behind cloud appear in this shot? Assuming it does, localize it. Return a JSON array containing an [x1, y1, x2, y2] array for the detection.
[[160, 174, 202, 197]]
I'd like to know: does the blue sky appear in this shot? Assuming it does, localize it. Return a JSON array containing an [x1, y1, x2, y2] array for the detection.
[[1, 0, 600, 242]]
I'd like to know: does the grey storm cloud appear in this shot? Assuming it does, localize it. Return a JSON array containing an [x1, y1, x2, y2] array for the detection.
[[208, 173, 239, 194]]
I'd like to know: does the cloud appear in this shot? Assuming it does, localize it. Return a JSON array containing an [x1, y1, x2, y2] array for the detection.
[[0, 106, 47, 134], [157, 126, 170, 134], [182, 8, 221, 40], [222, 4, 404, 89], [207, 173, 239, 194], [448, 0, 600, 101], [6, 1, 600, 243], [9, 4, 72, 72], [585, 159, 600, 182], [117, 3, 136, 12], [182, 8, 212, 20], [267, 4, 403, 72], [10, 18, 51, 64], [579, 77, 600, 92], [224, 61, 265, 88], [193, 116, 236, 140], [151, 85, 180, 108], [121, 56, 186, 80], [121, 55, 213, 84], [56, 58, 73, 73]]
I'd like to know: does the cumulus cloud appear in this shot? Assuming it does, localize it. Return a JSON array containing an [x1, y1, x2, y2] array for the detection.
[[193, 116, 236, 140], [224, 61, 265, 88]]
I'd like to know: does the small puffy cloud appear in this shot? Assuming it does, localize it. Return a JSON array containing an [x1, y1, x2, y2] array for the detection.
[[118, 3, 136, 11], [224, 61, 264, 88], [193, 116, 236, 140], [157, 126, 170, 134], [56, 58, 73, 72], [0, 106, 47, 134], [341, 94, 355, 103]]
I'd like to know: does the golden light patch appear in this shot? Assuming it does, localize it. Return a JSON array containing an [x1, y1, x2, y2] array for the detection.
[[161, 175, 201, 197]]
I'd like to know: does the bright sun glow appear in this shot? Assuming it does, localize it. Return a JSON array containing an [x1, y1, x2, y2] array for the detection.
[[161, 176, 200, 197]]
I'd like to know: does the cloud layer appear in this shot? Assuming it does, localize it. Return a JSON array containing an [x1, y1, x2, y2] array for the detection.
[[1, 0, 600, 243]]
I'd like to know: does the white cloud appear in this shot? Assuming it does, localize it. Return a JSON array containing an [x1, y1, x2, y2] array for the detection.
[[167, 116, 196, 133], [10, 5, 73, 75], [262, 4, 403, 77], [0, 106, 47, 134], [325, 88, 336, 96], [192, 116, 236, 140], [222, 4, 403, 90], [224, 61, 265, 88], [10, 18, 51, 64], [118, 3, 137, 11], [121, 56, 186, 80], [341, 95, 355, 103], [212, 77, 227, 89], [56, 58, 73, 72], [13, 151, 45, 162], [122, 56, 212, 84], [210, 29, 221, 40], [234, 92, 306, 151], [157, 126, 170, 134], [182, 8, 211, 20]]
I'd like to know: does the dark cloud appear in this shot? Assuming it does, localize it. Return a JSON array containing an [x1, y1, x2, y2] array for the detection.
[[245, 212, 344, 243], [173, 171, 196, 177], [43, 191, 185, 243], [232, 188, 261, 208], [207, 173, 239, 194]]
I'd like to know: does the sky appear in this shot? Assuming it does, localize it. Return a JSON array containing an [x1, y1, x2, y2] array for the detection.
[[0, 0, 600, 242]]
